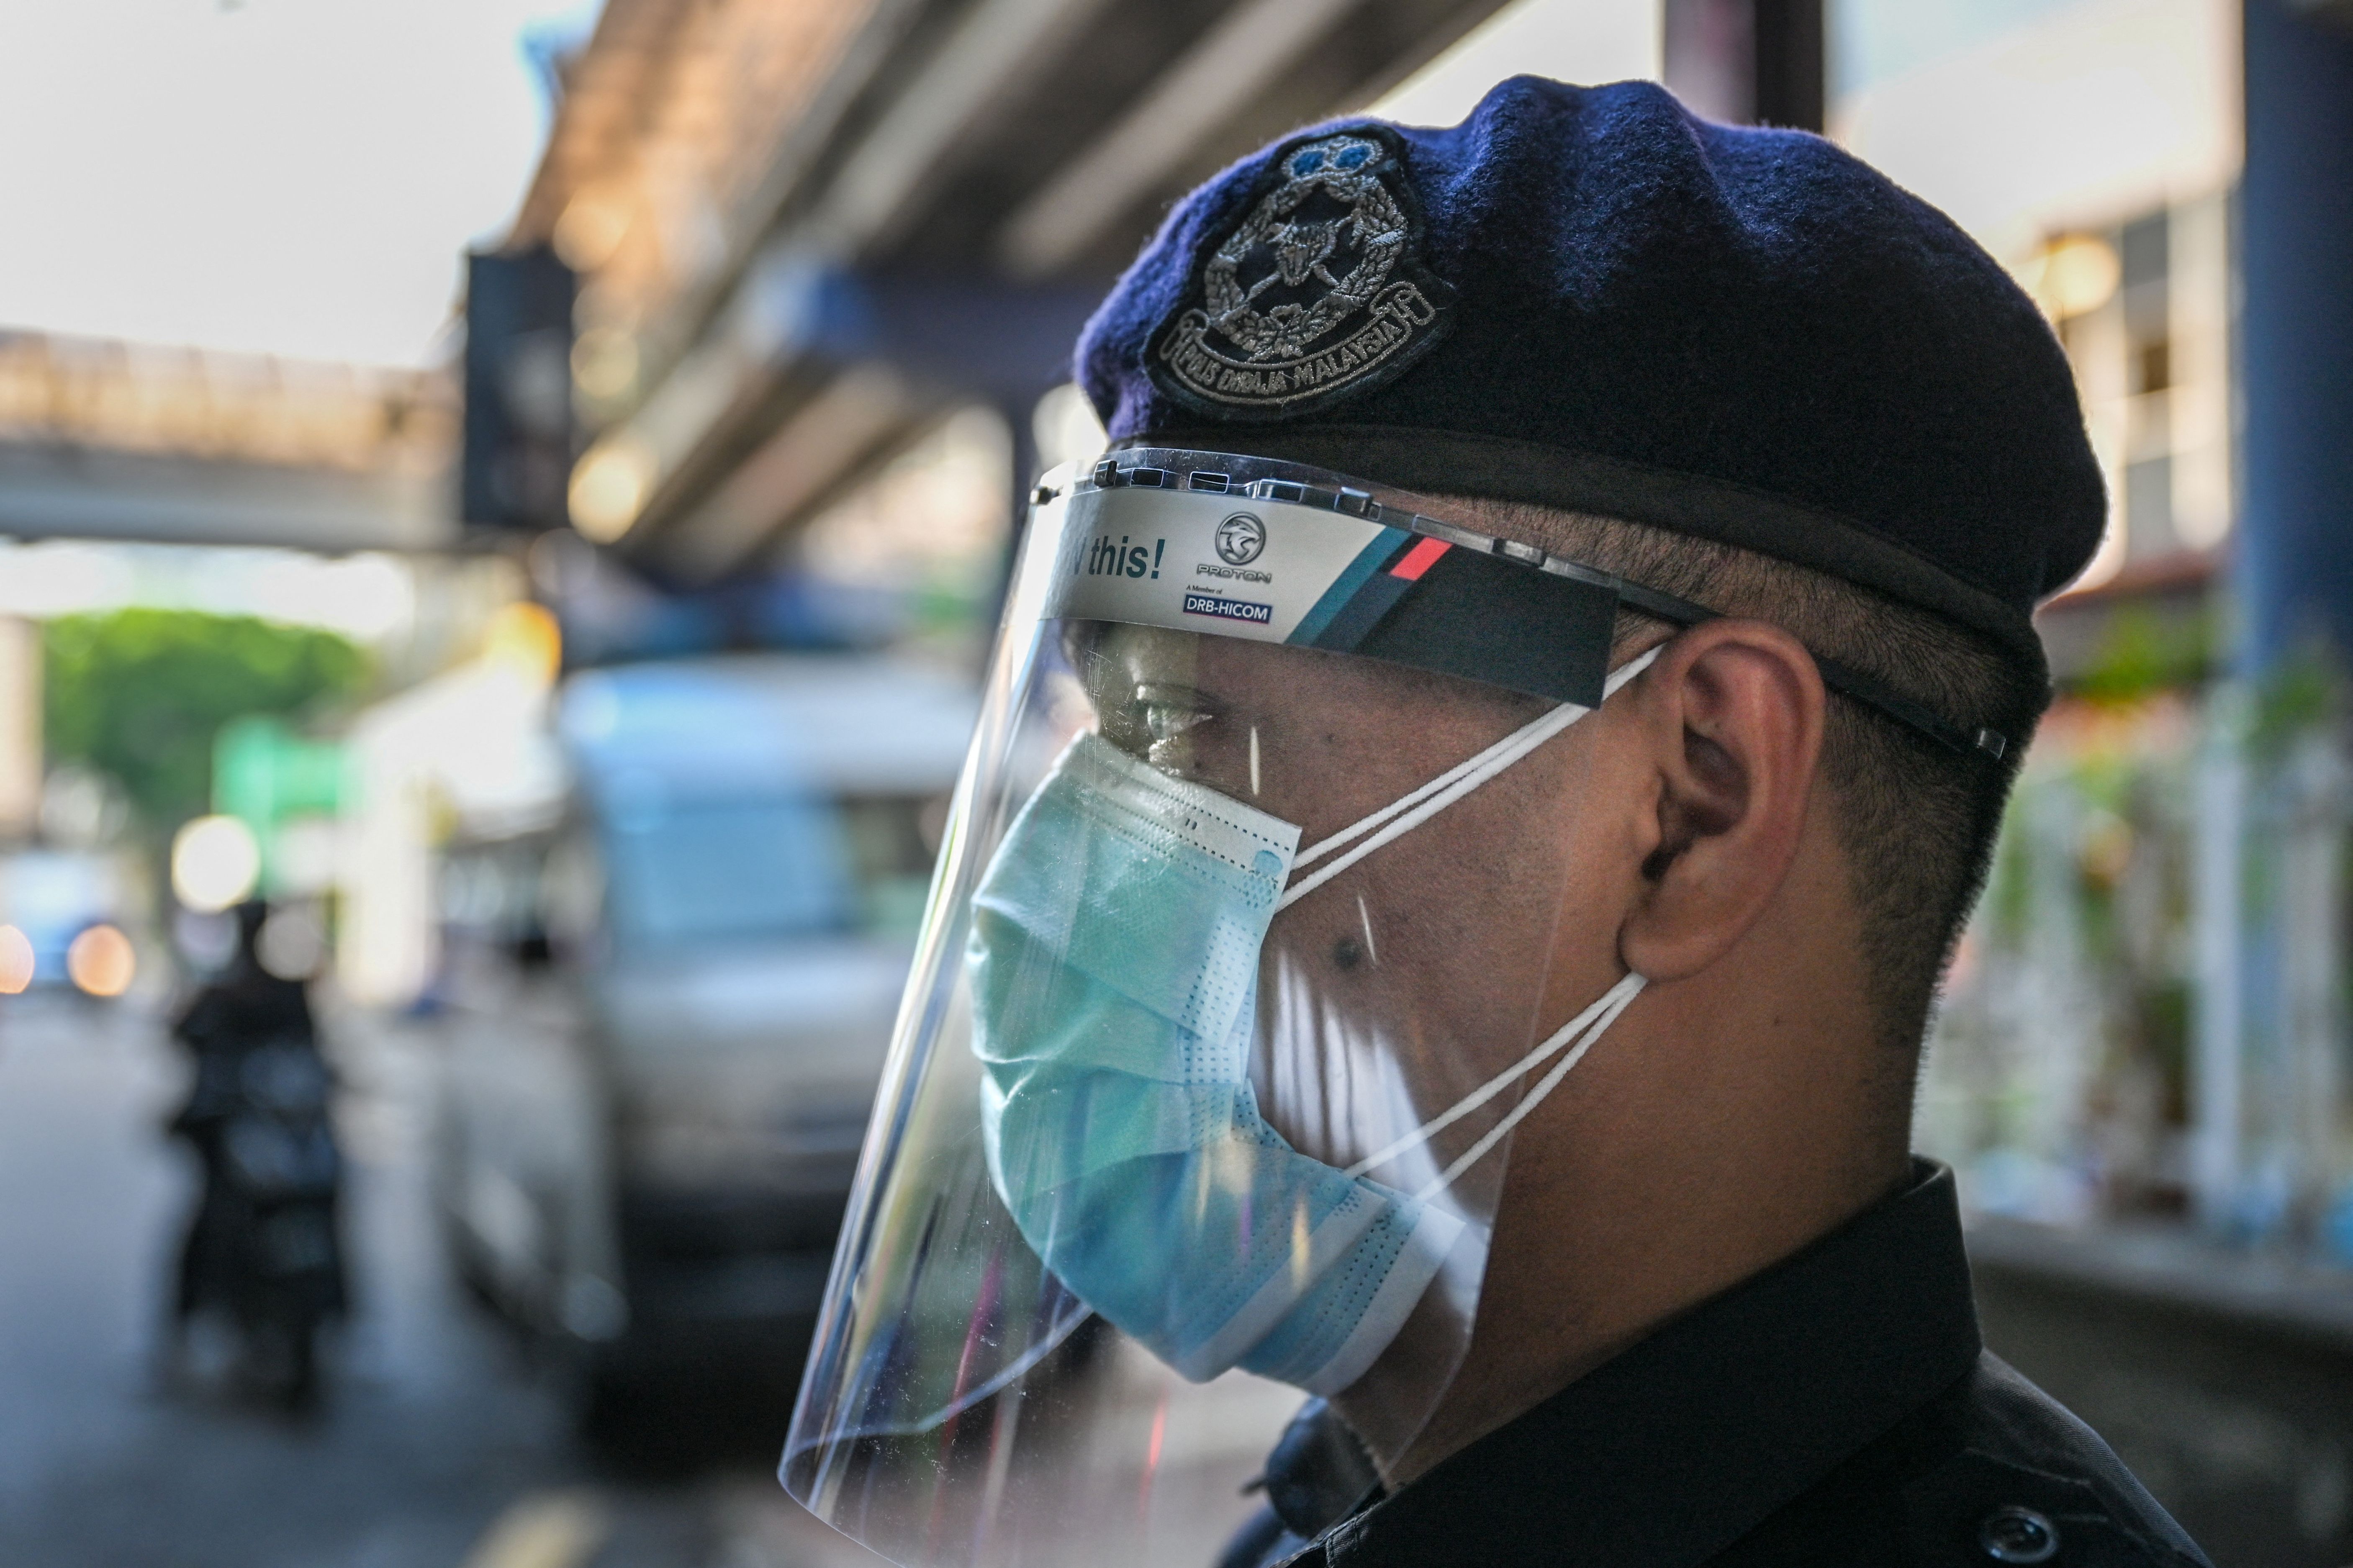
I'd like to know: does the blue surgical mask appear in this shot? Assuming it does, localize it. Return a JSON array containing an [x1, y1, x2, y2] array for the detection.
[[968, 652, 1654, 1394]]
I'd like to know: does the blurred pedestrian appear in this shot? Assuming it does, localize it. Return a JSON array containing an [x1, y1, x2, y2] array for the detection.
[[163, 898, 346, 1409]]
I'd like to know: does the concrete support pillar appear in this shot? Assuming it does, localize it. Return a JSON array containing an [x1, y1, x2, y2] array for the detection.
[[1662, 0, 1822, 130], [2194, 0, 2353, 1243], [2237, 0, 2353, 672], [0, 618, 38, 842]]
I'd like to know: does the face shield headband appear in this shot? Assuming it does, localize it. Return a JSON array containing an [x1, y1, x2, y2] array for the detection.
[[1059, 448, 2009, 760]]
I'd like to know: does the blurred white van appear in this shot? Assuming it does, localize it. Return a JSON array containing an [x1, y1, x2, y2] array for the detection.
[[427, 653, 974, 1427]]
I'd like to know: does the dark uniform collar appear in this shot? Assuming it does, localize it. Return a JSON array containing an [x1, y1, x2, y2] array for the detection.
[[1284, 1160, 1983, 1568]]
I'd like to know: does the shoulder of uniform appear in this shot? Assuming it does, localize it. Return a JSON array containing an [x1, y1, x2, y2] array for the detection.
[[1895, 1352, 2213, 1568]]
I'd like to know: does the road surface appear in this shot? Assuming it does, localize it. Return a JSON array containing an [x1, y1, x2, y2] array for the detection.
[[0, 991, 877, 1568]]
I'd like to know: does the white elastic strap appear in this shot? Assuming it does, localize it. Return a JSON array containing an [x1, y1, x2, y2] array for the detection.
[[1413, 973, 1644, 1201], [1289, 708, 1585, 875], [1276, 645, 1661, 913], [1292, 645, 1663, 874], [1341, 970, 1645, 1183]]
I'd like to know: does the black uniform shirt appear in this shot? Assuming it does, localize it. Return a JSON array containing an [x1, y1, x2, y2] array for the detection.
[[1223, 1162, 2211, 1568]]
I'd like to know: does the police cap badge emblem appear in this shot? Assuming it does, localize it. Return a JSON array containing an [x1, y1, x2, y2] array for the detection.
[[1148, 128, 1455, 420]]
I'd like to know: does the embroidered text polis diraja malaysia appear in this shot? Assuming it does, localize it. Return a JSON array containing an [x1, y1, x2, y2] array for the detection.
[[1157, 281, 1440, 409]]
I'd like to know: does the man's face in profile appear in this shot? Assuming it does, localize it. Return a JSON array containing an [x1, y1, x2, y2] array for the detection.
[[1070, 621, 1634, 1161]]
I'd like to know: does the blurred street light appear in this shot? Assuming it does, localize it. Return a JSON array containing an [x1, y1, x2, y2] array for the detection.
[[568, 437, 656, 544], [171, 815, 261, 913], [257, 908, 326, 982], [65, 924, 134, 998], [554, 189, 633, 272], [2023, 233, 2123, 321], [0, 924, 33, 994], [481, 601, 564, 687], [570, 328, 640, 408]]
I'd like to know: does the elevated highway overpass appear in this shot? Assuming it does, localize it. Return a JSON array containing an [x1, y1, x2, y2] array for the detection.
[[514, 0, 1528, 586], [0, 330, 457, 554]]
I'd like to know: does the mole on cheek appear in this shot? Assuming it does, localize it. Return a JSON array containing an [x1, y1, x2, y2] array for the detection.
[[1332, 937, 1365, 971]]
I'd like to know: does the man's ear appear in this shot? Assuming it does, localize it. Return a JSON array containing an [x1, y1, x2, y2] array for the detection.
[[1617, 620, 1826, 983]]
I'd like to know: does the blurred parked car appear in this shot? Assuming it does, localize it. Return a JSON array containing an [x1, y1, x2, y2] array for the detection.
[[0, 849, 139, 1000], [427, 654, 974, 1426]]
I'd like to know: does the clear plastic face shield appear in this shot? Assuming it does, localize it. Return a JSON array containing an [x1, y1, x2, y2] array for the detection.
[[782, 449, 1999, 1568]]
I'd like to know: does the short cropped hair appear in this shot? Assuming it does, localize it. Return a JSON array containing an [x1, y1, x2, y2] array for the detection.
[[1456, 498, 2048, 1056]]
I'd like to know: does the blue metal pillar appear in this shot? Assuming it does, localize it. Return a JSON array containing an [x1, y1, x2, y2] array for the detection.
[[2237, 0, 2353, 672]]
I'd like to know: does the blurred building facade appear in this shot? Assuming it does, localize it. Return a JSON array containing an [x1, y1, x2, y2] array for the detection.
[[1837, 0, 2353, 1283], [1838, 5, 2353, 1558]]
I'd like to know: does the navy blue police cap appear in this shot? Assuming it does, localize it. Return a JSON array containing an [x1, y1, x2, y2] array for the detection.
[[1075, 76, 2106, 672]]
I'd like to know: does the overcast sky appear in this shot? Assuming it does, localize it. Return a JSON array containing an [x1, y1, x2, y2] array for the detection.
[[0, 0, 600, 368]]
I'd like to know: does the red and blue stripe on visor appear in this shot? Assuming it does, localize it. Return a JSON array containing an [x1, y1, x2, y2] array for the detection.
[[1290, 529, 1616, 708], [1290, 527, 1445, 649]]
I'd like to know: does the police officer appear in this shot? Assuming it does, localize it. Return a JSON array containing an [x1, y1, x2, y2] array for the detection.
[[781, 77, 2212, 1568]]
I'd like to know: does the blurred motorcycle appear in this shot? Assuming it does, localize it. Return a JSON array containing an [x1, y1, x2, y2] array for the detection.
[[165, 900, 347, 1409]]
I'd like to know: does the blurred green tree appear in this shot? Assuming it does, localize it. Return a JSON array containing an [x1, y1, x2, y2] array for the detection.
[[43, 610, 368, 831]]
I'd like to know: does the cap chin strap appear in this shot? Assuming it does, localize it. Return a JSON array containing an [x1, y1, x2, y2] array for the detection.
[[1275, 644, 1662, 914]]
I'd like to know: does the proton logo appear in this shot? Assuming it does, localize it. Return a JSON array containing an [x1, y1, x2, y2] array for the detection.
[[1215, 512, 1266, 566]]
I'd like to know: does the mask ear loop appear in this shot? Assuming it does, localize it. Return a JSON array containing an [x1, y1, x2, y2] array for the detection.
[[1340, 969, 1643, 1183], [1407, 972, 1645, 1200], [1276, 645, 1662, 914], [1292, 646, 1666, 1197]]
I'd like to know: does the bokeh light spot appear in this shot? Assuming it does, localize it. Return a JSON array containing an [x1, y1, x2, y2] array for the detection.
[[66, 924, 135, 998], [0, 925, 34, 994], [172, 815, 262, 913]]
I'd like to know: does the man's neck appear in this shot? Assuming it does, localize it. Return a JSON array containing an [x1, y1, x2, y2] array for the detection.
[[1340, 973, 1911, 1487]]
